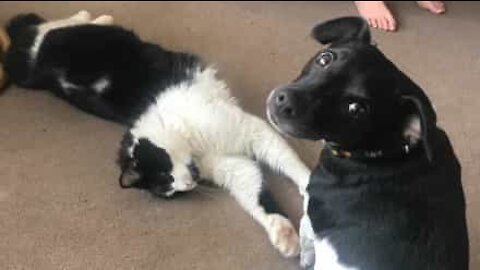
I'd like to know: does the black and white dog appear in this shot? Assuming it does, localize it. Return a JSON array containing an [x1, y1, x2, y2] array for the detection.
[[267, 17, 469, 270], [5, 10, 201, 125], [5, 11, 312, 257]]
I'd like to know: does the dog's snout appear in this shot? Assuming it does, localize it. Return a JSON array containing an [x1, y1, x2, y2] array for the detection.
[[273, 90, 296, 118]]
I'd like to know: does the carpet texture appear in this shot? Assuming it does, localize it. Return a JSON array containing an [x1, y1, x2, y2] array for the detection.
[[0, 2, 478, 269]]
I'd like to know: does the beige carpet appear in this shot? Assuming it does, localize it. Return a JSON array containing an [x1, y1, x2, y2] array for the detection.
[[0, 2, 478, 269]]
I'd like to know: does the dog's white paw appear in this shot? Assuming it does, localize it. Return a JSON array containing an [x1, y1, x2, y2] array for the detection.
[[72, 10, 92, 22], [266, 214, 300, 257], [91, 15, 114, 25]]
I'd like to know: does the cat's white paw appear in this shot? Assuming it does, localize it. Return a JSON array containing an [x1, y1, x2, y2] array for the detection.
[[91, 15, 114, 25], [267, 214, 300, 257]]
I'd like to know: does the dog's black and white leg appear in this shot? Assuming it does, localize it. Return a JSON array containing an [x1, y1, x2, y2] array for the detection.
[[249, 118, 311, 193], [199, 155, 300, 257]]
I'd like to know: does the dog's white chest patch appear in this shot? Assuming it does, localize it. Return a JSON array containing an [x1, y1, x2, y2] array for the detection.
[[314, 238, 359, 270]]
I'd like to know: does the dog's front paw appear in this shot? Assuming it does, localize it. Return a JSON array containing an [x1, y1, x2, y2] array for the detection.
[[266, 214, 300, 258]]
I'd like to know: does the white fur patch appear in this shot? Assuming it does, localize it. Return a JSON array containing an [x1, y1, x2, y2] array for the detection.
[[302, 194, 359, 269], [314, 238, 359, 270], [300, 196, 316, 269], [91, 15, 114, 25], [91, 76, 110, 94], [404, 115, 421, 144], [58, 75, 80, 93]]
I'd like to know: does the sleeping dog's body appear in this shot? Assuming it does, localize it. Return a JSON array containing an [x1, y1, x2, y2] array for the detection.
[[5, 11, 196, 124], [268, 17, 469, 270], [5, 11, 311, 257]]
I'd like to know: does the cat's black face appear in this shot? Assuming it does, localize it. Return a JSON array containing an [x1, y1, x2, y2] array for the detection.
[[117, 132, 199, 198], [118, 135, 177, 197]]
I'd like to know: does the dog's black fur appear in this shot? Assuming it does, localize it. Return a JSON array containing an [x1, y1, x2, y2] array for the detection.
[[5, 13, 202, 125], [268, 17, 468, 270]]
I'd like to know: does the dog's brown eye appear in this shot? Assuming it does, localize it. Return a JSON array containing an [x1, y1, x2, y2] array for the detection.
[[316, 51, 335, 67], [348, 102, 367, 116]]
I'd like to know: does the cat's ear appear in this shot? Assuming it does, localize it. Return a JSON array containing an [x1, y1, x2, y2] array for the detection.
[[118, 159, 141, 188], [117, 132, 141, 188]]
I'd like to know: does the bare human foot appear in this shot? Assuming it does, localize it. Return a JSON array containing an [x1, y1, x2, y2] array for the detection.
[[417, 1, 446, 14], [354, 1, 396, 32]]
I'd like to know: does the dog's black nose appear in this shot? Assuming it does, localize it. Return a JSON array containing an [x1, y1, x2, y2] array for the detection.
[[274, 90, 296, 118]]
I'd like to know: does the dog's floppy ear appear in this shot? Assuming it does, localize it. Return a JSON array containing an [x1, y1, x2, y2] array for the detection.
[[399, 76, 437, 162], [311, 17, 371, 45]]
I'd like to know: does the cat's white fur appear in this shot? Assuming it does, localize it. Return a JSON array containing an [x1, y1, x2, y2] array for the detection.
[[128, 67, 311, 257]]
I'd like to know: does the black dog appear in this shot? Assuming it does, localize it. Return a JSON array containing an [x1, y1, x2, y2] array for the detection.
[[5, 12, 200, 125], [267, 17, 469, 270]]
